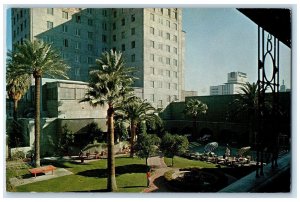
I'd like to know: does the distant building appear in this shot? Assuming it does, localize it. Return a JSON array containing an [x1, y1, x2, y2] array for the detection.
[[210, 71, 248, 95]]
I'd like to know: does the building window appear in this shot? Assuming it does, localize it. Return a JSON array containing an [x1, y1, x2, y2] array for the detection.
[[166, 45, 170, 52], [88, 32, 93, 39], [173, 59, 178, 66], [62, 25, 68, 32], [151, 94, 155, 102], [150, 67, 155, 74], [168, 9, 171, 17], [159, 56, 163, 63], [13, 17, 15, 25], [121, 44, 125, 51], [131, 41, 135, 49], [173, 35, 177, 42], [75, 28, 81, 36], [167, 83, 171, 89], [166, 58, 170, 65], [24, 20, 27, 28], [131, 28, 135, 35], [167, 95, 171, 102], [113, 22, 116, 30], [173, 23, 177, 30], [103, 9, 107, 17], [75, 42, 81, 49], [102, 35, 107, 42], [159, 18, 163, 24], [63, 39, 68, 47], [158, 43, 163, 50], [47, 21, 53, 29], [166, 20, 170, 27], [150, 27, 154, 34], [121, 18, 125, 26], [113, 35, 116, 41], [88, 19, 93, 26], [121, 31, 125, 39], [87, 57, 93, 64], [166, 70, 170, 77], [158, 81, 162, 88], [21, 10, 23, 17], [75, 68, 80, 77], [173, 83, 178, 90], [75, 55, 80, 63], [102, 22, 107, 30], [166, 33, 170, 40], [158, 30, 163, 37], [13, 31, 16, 39], [88, 44, 93, 51], [62, 11, 68, 19], [47, 8, 54, 15], [158, 100, 163, 108], [76, 15, 81, 23], [113, 10, 117, 18], [173, 71, 178, 78], [150, 40, 155, 48], [20, 23, 23, 31], [150, 13, 155, 21], [173, 47, 177, 54], [150, 54, 154, 61], [150, 81, 154, 88], [131, 14, 135, 22], [131, 54, 135, 62]]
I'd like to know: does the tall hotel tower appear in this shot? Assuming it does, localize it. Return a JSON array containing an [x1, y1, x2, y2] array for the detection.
[[11, 8, 185, 108]]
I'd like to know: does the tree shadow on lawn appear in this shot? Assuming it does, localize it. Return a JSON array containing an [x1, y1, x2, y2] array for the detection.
[[76, 164, 148, 178]]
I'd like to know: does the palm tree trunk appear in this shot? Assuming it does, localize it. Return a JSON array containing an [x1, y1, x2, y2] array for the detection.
[[13, 99, 18, 121], [107, 104, 117, 192], [130, 122, 136, 158], [34, 75, 41, 167]]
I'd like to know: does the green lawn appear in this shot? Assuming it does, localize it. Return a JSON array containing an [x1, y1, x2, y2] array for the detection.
[[8, 156, 148, 192], [164, 156, 219, 169]]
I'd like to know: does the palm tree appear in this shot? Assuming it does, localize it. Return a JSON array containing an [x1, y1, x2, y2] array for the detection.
[[6, 65, 31, 120], [115, 96, 162, 157], [7, 40, 69, 167], [81, 50, 134, 192], [230, 82, 258, 144], [184, 98, 208, 140]]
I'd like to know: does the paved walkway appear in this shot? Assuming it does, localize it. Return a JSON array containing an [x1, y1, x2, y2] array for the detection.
[[143, 154, 177, 193]]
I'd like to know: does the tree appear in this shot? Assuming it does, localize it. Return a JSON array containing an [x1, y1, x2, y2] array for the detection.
[[160, 133, 189, 167], [6, 66, 31, 120], [184, 99, 208, 140], [134, 134, 161, 166], [229, 82, 259, 145], [115, 96, 162, 157], [7, 40, 70, 167], [81, 50, 135, 192]]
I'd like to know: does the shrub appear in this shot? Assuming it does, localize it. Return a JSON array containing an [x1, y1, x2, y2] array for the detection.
[[11, 150, 25, 160]]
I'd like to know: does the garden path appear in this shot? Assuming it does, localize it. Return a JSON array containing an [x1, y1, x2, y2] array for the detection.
[[143, 153, 177, 193]]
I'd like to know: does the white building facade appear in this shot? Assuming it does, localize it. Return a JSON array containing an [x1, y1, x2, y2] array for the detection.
[[11, 8, 185, 108]]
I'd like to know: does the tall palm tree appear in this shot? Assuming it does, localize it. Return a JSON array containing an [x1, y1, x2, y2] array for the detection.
[[184, 98, 208, 140], [115, 96, 162, 157], [7, 40, 69, 167], [6, 65, 31, 120], [81, 50, 135, 192], [230, 82, 258, 144]]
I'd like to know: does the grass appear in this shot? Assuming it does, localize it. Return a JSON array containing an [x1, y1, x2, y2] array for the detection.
[[7, 156, 149, 192], [164, 156, 219, 169]]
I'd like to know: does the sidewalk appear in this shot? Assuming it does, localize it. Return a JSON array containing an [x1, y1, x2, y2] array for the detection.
[[143, 155, 176, 193]]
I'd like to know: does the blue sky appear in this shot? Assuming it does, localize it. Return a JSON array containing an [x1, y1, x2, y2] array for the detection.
[[5, 7, 291, 95]]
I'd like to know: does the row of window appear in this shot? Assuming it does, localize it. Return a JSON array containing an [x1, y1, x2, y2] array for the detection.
[[149, 27, 178, 42], [148, 94, 178, 105], [150, 14, 178, 30], [61, 52, 94, 65], [149, 54, 178, 66], [149, 81, 178, 90], [13, 19, 27, 38], [150, 8, 178, 19], [13, 9, 26, 25], [149, 67, 178, 78], [149, 40, 178, 54]]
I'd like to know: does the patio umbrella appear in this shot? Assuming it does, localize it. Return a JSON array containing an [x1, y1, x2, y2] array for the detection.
[[204, 142, 218, 153], [238, 146, 251, 157]]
